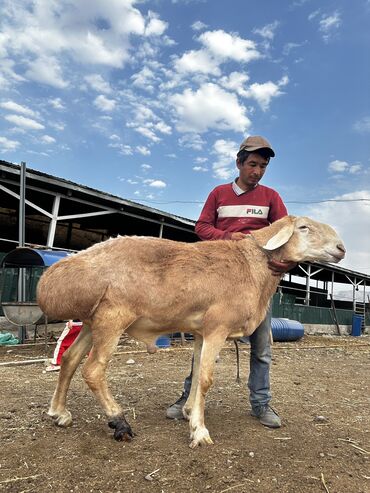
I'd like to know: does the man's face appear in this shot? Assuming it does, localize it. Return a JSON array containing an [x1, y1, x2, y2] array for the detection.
[[237, 152, 269, 189]]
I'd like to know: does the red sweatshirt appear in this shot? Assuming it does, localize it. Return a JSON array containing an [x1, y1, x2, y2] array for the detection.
[[195, 181, 287, 241]]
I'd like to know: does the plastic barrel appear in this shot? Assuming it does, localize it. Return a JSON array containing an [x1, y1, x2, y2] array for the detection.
[[351, 315, 363, 337], [271, 318, 304, 342], [156, 335, 171, 348]]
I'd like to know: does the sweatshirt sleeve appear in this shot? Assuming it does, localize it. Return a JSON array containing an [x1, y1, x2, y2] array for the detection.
[[268, 190, 288, 223], [194, 189, 231, 241]]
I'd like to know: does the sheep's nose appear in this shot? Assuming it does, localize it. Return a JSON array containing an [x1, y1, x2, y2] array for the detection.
[[337, 243, 346, 255]]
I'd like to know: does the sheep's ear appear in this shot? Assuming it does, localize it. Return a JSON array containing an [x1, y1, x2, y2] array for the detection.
[[262, 224, 295, 251]]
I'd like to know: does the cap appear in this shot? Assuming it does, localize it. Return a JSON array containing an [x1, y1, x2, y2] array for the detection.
[[239, 135, 275, 157]]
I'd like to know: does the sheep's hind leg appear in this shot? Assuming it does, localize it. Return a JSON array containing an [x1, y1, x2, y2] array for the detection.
[[82, 307, 136, 441], [48, 323, 93, 427]]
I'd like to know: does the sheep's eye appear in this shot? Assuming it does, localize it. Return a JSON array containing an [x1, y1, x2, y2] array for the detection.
[[298, 225, 309, 231]]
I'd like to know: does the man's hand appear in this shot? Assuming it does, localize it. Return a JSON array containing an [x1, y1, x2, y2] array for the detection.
[[230, 232, 248, 241], [268, 259, 297, 277]]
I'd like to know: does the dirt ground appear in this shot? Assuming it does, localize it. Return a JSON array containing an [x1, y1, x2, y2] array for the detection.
[[0, 335, 369, 493]]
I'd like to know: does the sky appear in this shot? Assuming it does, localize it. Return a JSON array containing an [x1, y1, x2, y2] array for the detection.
[[0, 0, 369, 276]]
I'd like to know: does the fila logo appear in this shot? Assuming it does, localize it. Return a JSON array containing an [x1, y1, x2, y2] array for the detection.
[[217, 205, 269, 219]]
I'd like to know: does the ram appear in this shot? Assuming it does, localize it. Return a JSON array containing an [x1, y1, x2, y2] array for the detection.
[[37, 215, 345, 448]]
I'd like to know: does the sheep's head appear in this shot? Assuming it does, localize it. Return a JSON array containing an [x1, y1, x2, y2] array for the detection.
[[262, 216, 346, 264]]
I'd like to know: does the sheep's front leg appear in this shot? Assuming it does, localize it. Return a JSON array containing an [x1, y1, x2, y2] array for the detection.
[[48, 323, 92, 427], [183, 334, 203, 420], [189, 329, 228, 448]]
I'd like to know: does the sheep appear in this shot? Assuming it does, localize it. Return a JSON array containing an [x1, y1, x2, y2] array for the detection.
[[37, 215, 345, 448]]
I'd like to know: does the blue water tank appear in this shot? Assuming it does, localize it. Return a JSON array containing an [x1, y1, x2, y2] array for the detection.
[[156, 335, 171, 348], [271, 318, 304, 342], [1, 247, 70, 268], [351, 315, 363, 337]]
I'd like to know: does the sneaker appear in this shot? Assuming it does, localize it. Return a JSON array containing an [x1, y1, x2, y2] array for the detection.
[[45, 364, 60, 372], [251, 405, 281, 428], [166, 393, 188, 419]]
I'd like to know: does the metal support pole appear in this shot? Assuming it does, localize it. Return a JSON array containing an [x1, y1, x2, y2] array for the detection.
[[159, 218, 164, 238], [304, 264, 311, 306], [18, 162, 27, 343], [46, 194, 61, 247]]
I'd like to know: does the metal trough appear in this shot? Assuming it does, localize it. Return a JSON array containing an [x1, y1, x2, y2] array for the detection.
[[2, 302, 44, 326]]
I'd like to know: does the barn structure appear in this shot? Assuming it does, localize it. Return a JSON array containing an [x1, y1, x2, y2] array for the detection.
[[0, 159, 369, 337]]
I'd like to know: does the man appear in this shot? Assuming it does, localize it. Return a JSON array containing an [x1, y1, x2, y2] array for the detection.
[[166, 135, 295, 428]]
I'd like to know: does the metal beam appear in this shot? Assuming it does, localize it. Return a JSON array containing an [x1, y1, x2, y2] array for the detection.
[[46, 194, 61, 247]]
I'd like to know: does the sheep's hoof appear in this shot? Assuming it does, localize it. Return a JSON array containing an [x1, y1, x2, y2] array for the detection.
[[189, 427, 214, 448], [182, 407, 191, 420], [48, 409, 73, 427], [108, 417, 134, 442]]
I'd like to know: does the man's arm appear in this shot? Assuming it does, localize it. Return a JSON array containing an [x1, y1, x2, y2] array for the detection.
[[195, 191, 232, 240], [268, 190, 288, 222]]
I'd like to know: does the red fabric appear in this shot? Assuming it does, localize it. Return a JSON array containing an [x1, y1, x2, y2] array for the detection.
[[54, 323, 82, 365], [195, 183, 288, 241]]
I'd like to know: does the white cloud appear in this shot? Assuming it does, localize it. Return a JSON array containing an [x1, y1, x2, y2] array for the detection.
[[0, 101, 36, 117], [311, 10, 341, 42], [145, 11, 168, 36], [154, 121, 172, 134], [0, 136, 20, 152], [174, 29, 261, 76], [219, 72, 250, 97], [131, 66, 156, 90], [41, 135, 56, 144], [308, 9, 321, 21], [211, 139, 238, 180], [307, 190, 370, 272], [50, 122, 65, 131], [253, 21, 280, 40], [25, 56, 68, 89], [85, 74, 112, 94], [48, 98, 65, 110], [193, 166, 208, 172], [170, 83, 251, 133], [319, 11, 341, 33], [178, 133, 206, 151], [109, 141, 133, 155], [329, 159, 363, 174], [174, 49, 221, 75], [353, 117, 370, 133], [0, 0, 167, 88], [144, 179, 167, 188], [133, 126, 161, 142], [199, 30, 261, 63], [245, 76, 289, 111], [283, 42, 305, 56], [349, 165, 362, 174], [329, 160, 348, 172], [141, 164, 152, 170], [126, 104, 171, 142], [4, 114, 44, 130], [93, 95, 116, 112], [191, 21, 207, 31], [136, 146, 151, 155]]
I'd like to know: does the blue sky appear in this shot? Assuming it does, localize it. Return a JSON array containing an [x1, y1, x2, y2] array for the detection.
[[0, 0, 369, 274]]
